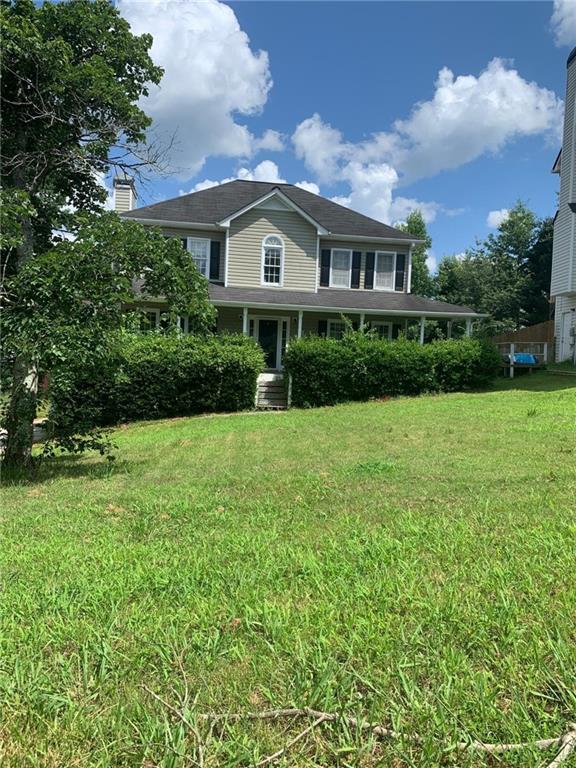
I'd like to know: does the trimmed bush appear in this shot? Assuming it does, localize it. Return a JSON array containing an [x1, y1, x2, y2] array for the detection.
[[284, 333, 500, 408], [49, 333, 264, 431]]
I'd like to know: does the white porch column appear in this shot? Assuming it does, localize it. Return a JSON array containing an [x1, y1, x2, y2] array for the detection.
[[359, 313, 365, 328], [465, 318, 472, 337], [242, 307, 249, 335], [447, 320, 453, 339], [419, 316, 426, 345], [297, 310, 303, 338]]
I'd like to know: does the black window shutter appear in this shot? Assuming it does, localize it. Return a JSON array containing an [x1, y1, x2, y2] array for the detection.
[[351, 251, 361, 288], [209, 240, 220, 280], [365, 252, 375, 289], [318, 319, 328, 337], [320, 250, 331, 287], [395, 253, 406, 291], [352, 320, 359, 331], [181, 237, 188, 250]]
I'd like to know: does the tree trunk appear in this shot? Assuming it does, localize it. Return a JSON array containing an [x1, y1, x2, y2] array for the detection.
[[3, 164, 38, 468], [3, 355, 38, 468]]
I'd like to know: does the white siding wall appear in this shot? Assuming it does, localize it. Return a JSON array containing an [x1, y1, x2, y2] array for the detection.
[[551, 55, 576, 296]]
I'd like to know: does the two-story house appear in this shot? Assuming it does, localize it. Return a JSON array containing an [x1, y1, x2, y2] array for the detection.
[[117, 178, 482, 371], [551, 47, 576, 363]]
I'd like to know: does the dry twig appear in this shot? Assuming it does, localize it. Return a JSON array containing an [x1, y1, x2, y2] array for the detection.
[[142, 691, 576, 767]]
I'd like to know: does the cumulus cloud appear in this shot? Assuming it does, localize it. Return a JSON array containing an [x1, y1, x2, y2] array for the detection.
[[292, 59, 563, 224], [253, 130, 285, 152], [185, 161, 319, 195], [551, 0, 576, 46], [487, 208, 510, 228], [118, 0, 275, 177]]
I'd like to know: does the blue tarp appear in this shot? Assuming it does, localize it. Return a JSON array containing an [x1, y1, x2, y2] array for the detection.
[[503, 353, 538, 365]]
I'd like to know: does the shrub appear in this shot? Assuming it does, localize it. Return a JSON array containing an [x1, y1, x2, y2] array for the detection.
[[49, 332, 264, 430], [284, 332, 500, 408]]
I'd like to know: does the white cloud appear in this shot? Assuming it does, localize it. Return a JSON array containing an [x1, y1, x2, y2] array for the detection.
[[426, 250, 438, 274], [292, 59, 563, 225], [254, 130, 285, 152], [551, 0, 576, 46], [185, 161, 319, 195], [118, 0, 274, 178], [487, 208, 510, 228]]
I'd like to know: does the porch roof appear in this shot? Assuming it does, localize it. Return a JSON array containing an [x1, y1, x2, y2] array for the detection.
[[208, 284, 484, 319]]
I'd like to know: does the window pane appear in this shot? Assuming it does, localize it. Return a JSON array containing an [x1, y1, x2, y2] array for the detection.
[[188, 238, 209, 276], [329, 321, 346, 339], [263, 246, 282, 284], [331, 250, 350, 287], [375, 253, 394, 290], [265, 235, 282, 247], [373, 323, 390, 339]]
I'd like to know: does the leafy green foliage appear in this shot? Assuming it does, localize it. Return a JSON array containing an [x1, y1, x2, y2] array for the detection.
[[3, 212, 216, 370], [49, 333, 264, 431], [398, 210, 434, 296], [284, 332, 499, 407], [1, 0, 166, 466], [435, 203, 553, 331]]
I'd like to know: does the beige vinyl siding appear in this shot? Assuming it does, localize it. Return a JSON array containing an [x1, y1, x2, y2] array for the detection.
[[228, 208, 317, 291], [551, 56, 576, 296], [160, 227, 226, 283], [216, 307, 299, 334], [319, 240, 410, 293], [114, 185, 134, 213]]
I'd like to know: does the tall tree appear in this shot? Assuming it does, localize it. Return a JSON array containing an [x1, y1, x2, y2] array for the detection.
[[435, 201, 548, 332], [1, 0, 167, 466], [398, 210, 434, 296], [523, 217, 554, 325]]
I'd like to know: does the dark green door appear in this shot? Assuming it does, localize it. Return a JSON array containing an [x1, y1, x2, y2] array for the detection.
[[258, 319, 278, 369]]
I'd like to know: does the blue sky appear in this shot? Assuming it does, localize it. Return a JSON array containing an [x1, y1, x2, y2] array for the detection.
[[117, 0, 576, 271]]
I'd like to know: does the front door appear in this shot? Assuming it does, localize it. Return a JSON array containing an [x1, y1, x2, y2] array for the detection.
[[259, 319, 279, 369], [249, 316, 290, 370]]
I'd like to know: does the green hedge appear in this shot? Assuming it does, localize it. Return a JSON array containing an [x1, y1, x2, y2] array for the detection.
[[49, 333, 264, 432], [284, 334, 500, 408]]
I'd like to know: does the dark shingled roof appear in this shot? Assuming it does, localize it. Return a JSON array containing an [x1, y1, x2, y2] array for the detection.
[[208, 284, 481, 317], [122, 180, 416, 241]]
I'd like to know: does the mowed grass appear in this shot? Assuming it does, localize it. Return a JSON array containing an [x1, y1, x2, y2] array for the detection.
[[1, 374, 576, 767]]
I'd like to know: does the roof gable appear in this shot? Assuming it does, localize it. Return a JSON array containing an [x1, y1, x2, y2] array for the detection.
[[122, 180, 419, 242]]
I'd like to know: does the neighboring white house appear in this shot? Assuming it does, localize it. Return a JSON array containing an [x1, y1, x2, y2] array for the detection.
[[551, 47, 576, 363]]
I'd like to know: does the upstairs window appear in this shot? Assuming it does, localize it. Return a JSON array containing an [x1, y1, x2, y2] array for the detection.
[[184, 237, 210, 277], [374, 251, 396, 291], [330, 249, 351, 288], [262, 234, 283, 285]]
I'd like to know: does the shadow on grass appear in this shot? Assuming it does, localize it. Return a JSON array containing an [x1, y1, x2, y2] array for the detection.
[[0, 456, 139, 487], [491, 371, 576, 393]]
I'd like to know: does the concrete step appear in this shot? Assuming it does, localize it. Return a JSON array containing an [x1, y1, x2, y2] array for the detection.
[[257, 373, 288, 409]]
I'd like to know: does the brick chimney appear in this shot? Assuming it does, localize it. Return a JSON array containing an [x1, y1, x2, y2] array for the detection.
[[113, 173, 137, 213]]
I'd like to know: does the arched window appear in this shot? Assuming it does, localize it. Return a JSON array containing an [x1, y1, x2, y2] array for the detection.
[[261, 234, 284, 285]]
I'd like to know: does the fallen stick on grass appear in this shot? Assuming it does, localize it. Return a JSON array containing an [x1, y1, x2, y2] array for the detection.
[[142, 688, 576, 767]]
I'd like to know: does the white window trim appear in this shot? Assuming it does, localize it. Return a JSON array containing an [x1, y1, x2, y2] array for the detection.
[[327, 319, 348, 339], [329, 248, 352, 289], [185, 236, 211, 278], [374, 251, 397, 292], [261, 234, 285, 287], [371, 321, 392, 340]]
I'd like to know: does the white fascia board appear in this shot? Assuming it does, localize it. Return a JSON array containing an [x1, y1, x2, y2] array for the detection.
[[119, 216, 224, 231], [217, 188, 329, 235], [321, 234, 425, 246], [211, 299, 486, 318]]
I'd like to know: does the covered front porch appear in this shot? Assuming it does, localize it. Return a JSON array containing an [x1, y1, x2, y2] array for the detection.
[[215, 304, 474, 371]]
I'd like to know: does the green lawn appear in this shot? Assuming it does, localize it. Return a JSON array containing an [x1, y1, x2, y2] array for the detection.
[[2, 373, 576, 767]]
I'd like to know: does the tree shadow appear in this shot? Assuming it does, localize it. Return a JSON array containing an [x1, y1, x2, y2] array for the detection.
[[0, 456, 141, 487], [491, 371, 576, 393]]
